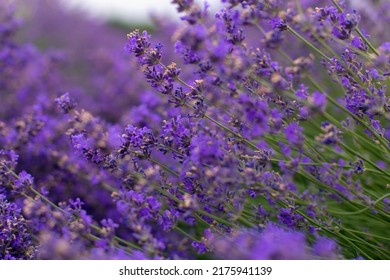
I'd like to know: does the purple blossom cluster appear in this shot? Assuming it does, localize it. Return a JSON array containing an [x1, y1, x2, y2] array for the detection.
[[198, 223, 340, 259], [1, 0, 390, 260]]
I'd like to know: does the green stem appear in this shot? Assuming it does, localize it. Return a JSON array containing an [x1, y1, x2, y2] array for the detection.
[[341, 228, 390, 242], [339, 142, 390, 178], [329, 193, 390, 216], [287, 26, 331, 62], [174, 226, 199, 242]]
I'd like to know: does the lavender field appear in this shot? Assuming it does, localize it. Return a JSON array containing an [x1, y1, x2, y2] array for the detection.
[[1, 0, 390, 260]]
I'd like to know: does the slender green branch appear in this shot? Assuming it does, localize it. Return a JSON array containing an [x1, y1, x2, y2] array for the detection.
[[287, 26, 332, 62], [329, 193, 390, 216]]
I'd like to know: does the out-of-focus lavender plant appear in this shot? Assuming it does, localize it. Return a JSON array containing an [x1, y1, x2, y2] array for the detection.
[[1, 0, 390, 260]]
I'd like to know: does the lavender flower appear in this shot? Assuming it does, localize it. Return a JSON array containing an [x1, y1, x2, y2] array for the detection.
[[1, 0, 390, 260], [0, 195, 37, 259], [207, 223, 341, 260]]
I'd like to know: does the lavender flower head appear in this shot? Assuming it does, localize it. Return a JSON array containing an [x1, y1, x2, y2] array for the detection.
[[0, 194, 37, 259], [1, 0, 390, 260], [207, 223, 340, 260]]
